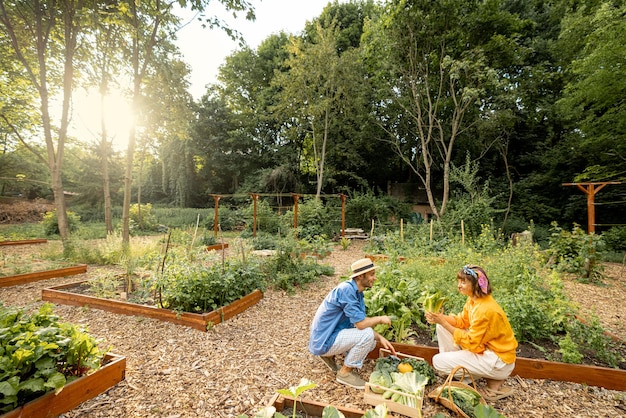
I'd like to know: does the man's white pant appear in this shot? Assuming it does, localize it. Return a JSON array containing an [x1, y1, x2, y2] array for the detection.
[[323, 327, 376, 369], [432, 324, 514, 381]]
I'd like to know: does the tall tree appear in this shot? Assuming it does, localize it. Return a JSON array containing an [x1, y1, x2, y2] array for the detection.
[[364, 0, 525, 221], [556, 0, 626, 182], [275, 21, 362, 198], [118, 0, 255, 243], [0, 0, 91, 247], [80, 6, 127, 234]]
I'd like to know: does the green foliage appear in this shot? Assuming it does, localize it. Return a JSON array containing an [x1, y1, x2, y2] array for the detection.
[[364, 223, 591, 347], [250, 233, 279, 250], [546, 222, 605, 282], [236, 378, 389, 418], [299, 234, 333, 259], [601, 226, 626, 253], [564, 316, 623, 368], [440, 386, 482, 418], [474, 404, 506, 418], [155, 257, 265, 313], [345, 192, 410, 231], [288, 198, 338, 239], [41, 210, 80, 236], [0, 303, 106, 413], [364, 267, 425, 343], [128, 203, 159, 233], [557, 333, 584, 364], [240, 200, 286, 235], [262, 239, 334, 293], [441, 157, 500, 241]]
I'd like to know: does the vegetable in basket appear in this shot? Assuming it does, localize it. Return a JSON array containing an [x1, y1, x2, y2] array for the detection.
[[382, 372, 429, 408], [441, 386, 483, 418]]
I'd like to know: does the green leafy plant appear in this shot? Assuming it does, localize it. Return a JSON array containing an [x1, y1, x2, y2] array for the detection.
[[557, 333, 584, 364], [474, 404, 506, 417], [154, 257, 265, 313], [0, 303, 107, 413], [421, 291, 448, 313], [440, 386, 483, 418]]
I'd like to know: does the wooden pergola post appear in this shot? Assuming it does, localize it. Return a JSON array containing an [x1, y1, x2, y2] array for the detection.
[[563, 182, 620, 233], [209, 194, 222, 237]]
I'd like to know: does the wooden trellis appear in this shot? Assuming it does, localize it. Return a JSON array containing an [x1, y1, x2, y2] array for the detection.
[[562, 182, 621, 233], [207, 193, 347, 237]]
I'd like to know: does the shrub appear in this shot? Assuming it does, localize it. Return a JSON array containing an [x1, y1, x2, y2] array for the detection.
[[41, 209, 80, 236], [128, 203, 158, 232], [601, 226, 626, 252], [345, 191, 408, 230], [546, 222, 605, 282]]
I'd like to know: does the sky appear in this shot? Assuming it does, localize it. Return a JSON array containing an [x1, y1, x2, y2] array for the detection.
[[175, 0, 340, 99]]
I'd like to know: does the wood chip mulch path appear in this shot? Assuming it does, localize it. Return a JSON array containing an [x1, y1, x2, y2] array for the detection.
[[0, 241, 625, 417]]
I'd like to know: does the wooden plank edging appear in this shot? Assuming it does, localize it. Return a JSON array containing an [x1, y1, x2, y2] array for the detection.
[[0, 239, 47, 246], [0, 264, 87, 288], [268, 393, 366, 418], [0, 353, 125, 418], [371, 342, 626, 391], [42, 282, 263, 332]]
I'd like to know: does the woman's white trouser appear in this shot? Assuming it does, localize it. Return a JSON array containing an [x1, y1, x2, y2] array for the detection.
[[432, 324, 514, 381]]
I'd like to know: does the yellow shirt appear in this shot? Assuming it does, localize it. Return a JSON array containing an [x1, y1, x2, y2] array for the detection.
[[451, 294, 518, 364]]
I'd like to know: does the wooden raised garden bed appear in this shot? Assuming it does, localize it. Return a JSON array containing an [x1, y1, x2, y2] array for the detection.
[[0, 264, 87, 288], [0, 238, 47, 246], [42, 282, 263, 332], [0, 353, 126, 418], [206, 243, 228, 251], [368, 342, 626, 391], [268, 393, 366, 418]]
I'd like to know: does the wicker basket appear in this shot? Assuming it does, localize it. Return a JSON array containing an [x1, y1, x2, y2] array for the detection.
[[427, 366, 487, 418]]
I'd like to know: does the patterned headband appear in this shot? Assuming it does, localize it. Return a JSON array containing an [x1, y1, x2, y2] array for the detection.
[[463, 265, 488, 294]]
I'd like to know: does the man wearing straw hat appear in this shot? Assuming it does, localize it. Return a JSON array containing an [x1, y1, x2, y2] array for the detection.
[[309, 258, 396, 389]]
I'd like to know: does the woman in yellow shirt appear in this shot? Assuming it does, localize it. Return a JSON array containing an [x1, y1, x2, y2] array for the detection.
[[425, 265, 518, 401]]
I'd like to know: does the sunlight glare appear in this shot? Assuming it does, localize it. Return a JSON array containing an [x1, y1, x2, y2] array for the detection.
[[71, 88, 133, 151]]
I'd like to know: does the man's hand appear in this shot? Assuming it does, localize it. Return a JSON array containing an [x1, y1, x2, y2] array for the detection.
[[378, 315, 393, 326], [376, 333, 396, 356]]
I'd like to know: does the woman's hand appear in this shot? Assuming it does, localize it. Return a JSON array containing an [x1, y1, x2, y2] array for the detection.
[[425, 310, 445, 325]]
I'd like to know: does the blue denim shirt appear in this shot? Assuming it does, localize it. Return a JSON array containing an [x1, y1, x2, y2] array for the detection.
[[308, 279, 366, 356]]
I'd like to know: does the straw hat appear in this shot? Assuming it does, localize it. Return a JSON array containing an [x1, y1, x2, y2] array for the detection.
[[350, 258, 377, 279]]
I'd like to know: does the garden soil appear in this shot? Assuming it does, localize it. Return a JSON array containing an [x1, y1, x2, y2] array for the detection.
[[0, 240, 625, 417]]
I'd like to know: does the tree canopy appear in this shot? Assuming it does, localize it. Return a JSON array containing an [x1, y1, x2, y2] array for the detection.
[[2, 0, 625, 236]]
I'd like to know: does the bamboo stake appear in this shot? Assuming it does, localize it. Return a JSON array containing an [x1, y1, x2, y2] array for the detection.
[[461, 220, 465, 245], [430, 219, 433, 241], [400, 219, 404, 241], [189, 213, 200, 254]]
